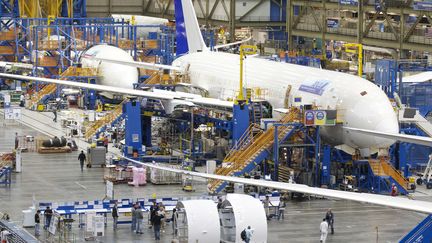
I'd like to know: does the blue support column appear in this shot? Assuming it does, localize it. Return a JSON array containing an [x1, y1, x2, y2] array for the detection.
[[314, 126, 321, 187], [141, 114, 152, 148], [123, 101, 142, 157], [321, 145, 331, 186], [232, 102, 250, 147], [399, 143, 409, 177], [86, 78, 97, 110]]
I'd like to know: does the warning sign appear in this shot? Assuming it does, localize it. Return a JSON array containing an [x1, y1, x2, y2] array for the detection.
[[304, 110, 336, 126]]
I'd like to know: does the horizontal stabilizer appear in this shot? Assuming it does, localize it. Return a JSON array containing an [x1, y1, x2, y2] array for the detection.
[[344, 127, 432, 147], [214, 37, 252, 50], [91, 57, 181, 71]]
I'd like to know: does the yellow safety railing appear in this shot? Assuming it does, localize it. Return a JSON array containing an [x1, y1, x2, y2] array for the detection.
[[84, 100, 127, 140], [28, 67, 98, 109], [380, 159, 409, 190], [368, 159, 409, 190], [368, 160, 386, 176], [27, 83, 57, 109], [144, 72, 161, 85], [209, 108, 300, 192]]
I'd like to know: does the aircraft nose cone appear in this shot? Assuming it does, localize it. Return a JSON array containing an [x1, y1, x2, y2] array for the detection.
[[373, 116, 399, 148], [343, 86, 399, 150]]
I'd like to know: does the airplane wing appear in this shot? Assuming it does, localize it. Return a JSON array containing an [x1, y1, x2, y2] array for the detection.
[[90, 57, 182, 71], [0, 73, 233, 109], [402, 71, 432, 83], [122, 156, 432, 215], [214, 36, 252, 50], [344, 127, 432, 147]]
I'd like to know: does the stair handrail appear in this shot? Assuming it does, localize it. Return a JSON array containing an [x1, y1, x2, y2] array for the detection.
[[144, 72, 161, 85], [84, 100, 127, 140], [224, 123, 261, 161], [380, 159, 408, 189], [210, 107, 300, 192]]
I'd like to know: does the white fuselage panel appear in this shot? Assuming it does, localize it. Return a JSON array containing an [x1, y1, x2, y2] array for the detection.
[[173, 52, 399, 151]]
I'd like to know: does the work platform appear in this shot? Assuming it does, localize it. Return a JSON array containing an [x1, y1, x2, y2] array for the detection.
[[209, 108, 304, 193]]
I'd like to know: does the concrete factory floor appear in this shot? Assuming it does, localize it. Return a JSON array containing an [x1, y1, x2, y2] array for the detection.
[[0, 108, 431, 242]]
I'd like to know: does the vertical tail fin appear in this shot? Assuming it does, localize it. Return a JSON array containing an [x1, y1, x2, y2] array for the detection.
[[174, 0, 208, 56]]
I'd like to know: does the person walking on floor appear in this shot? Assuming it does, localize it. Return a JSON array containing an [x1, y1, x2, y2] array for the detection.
[[263, 195, 273, 220], [217, 198, 223, 210], [19, 94, 24, 107], [135, 205, 144, 234], [112, 202, 119, 230], [153, 209, 164, 240], [320, 218, 329, 243], [44, 207, 53, 230], [14, 133, 19, 150], [34, 210, 41, 236], [149, 202, 157, 229], [278, 198, 286, 220], [131, 203, 137, 232], [52, 107, 57, 122], [103, 136, 109, 153], [78, 151, 86, 172], [325, 208, 334, 234], [171, 208, 177, 235], [159, 204, 166, 232], [111, 130, 117, 146]]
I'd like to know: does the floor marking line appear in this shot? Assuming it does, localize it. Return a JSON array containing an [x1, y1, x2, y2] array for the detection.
[[75, 181, 87, 190]]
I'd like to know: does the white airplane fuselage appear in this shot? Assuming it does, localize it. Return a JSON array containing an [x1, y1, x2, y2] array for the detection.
[[172, 51, 399, 153]]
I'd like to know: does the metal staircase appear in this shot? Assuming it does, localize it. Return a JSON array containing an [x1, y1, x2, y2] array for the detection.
[[144, 72, 161, 85], [208, 108, 301, 194], [368, 159, 409, 195], [27, 83, 57, 109], [251, 102, 263, 124], [27, 66, 98, 109], [278, 165, 292, 183], [84, 100, 126, 140]]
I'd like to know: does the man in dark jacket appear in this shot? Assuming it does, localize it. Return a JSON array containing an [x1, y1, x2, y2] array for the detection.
[[35, 210, 41, 236], [44, 207, 53, 229], [15, 133, 19, 150], [78, 151, 86, 172], [149, 202, 157, 229], [153, 208, 164, 240], [325, 208, 334, 234], [112, 202, 119, 229]]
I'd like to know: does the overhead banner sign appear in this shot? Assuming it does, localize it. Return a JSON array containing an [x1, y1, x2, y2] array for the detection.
[[304, 110, 337, 126], [340, 0, 358, 5], [327, 19, 339, 28], [414, 1, 432, 11]]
